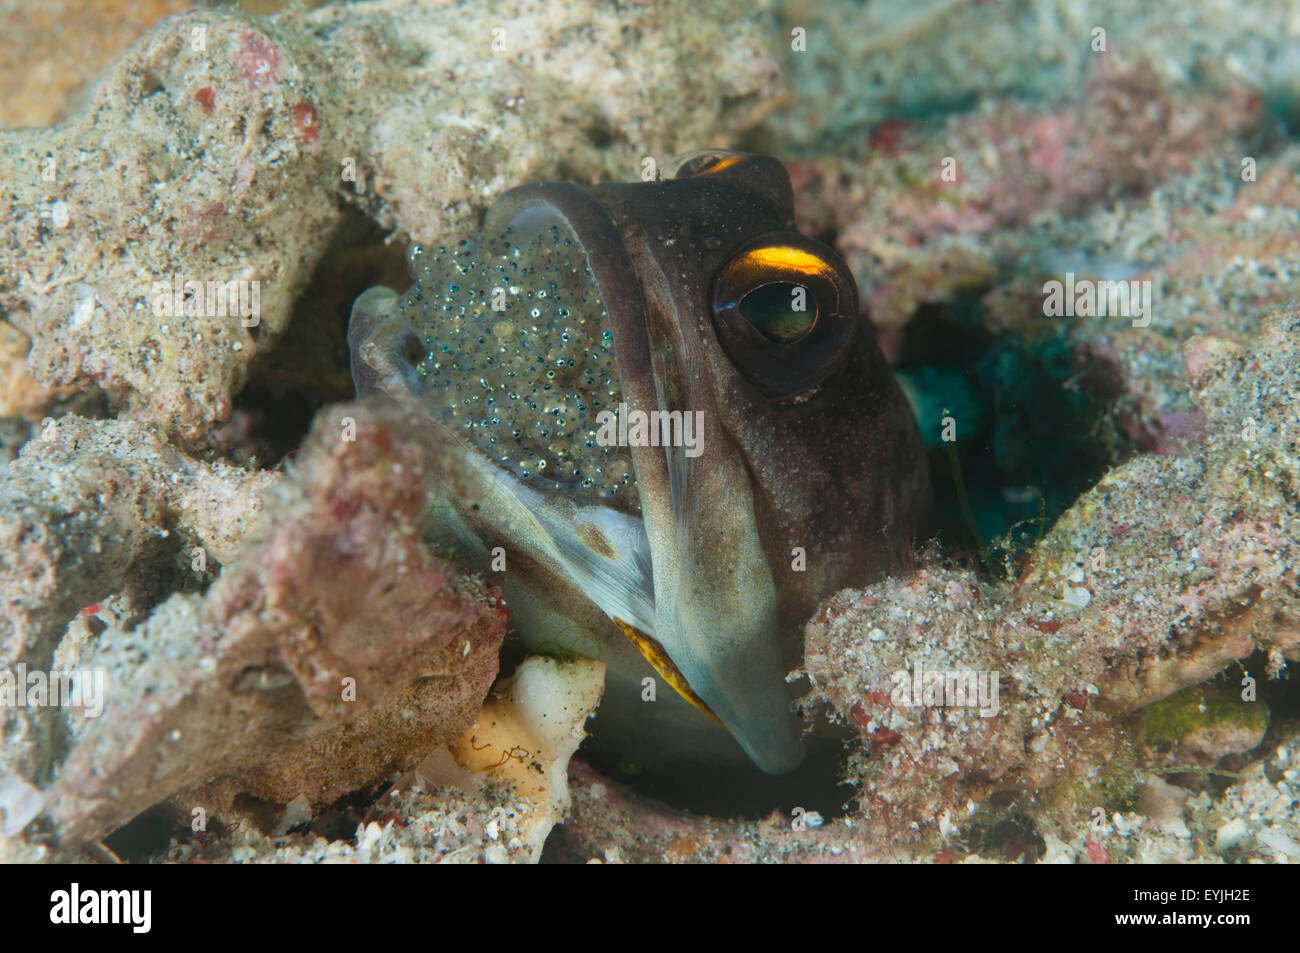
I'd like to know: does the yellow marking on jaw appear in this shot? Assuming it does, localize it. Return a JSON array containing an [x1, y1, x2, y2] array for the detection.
[[735, 246, 832, 278], [613, 618, 723, 726]]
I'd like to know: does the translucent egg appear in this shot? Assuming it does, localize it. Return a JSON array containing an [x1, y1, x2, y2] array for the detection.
[[398, 223, 638, 510]]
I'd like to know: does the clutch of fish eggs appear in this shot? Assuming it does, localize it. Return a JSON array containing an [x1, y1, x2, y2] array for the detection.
[[399, 223, 638, 511]]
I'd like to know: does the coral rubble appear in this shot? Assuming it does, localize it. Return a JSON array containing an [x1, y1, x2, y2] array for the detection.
[[1, 0, 1298, 863]]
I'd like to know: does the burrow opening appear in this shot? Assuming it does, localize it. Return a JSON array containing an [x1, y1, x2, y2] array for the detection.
[[214, 222, 1144, 833], [894, 290, 1130, 575]]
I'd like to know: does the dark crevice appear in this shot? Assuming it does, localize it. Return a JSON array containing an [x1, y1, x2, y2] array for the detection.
[[579, 719, 860, 821], [218, 206, 407, 468], [892, 291, 1127, 575], [102, 804, 183, 863]]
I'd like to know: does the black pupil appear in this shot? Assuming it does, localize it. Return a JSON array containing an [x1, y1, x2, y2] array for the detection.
[[738, 282, 817, 343]]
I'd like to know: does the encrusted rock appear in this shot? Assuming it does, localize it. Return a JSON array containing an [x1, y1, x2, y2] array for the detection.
[[11, 399, 506, 844]]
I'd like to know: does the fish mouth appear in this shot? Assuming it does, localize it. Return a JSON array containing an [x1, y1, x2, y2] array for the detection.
[[404, 416, 802, 771], [479, 454, 806, 775], [348, 190, 808, 775]]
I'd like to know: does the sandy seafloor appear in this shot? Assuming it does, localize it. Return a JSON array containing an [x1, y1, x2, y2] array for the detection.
[[0, 0, 1299, 863]]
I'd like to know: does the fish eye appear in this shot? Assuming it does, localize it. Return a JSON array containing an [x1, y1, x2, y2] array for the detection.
[[709, 235, 858, 395], [736, 281, 817, 344]]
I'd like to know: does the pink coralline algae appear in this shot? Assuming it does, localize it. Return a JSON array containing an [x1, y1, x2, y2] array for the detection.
[[292, 99, 320, 145], [233, 27, 281, 92]]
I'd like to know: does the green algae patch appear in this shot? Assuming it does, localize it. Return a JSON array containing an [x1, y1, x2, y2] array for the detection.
[[1134, 684, 1269, 768]]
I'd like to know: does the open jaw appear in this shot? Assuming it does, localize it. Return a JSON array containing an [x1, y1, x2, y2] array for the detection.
[[460, 445, 808, 776], [347, 194, 808, 775]]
